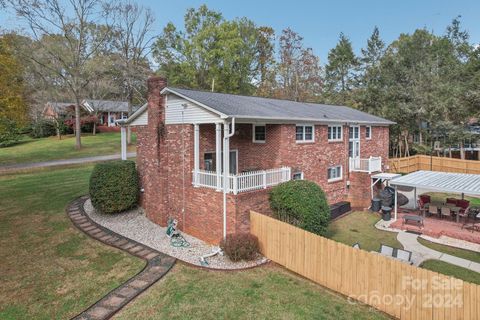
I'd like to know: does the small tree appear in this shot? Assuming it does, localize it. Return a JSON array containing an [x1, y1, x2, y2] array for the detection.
[[269, 180, 330, 236]]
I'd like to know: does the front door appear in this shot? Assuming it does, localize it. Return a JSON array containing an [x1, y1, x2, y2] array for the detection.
[[349, 125, 360, 158]]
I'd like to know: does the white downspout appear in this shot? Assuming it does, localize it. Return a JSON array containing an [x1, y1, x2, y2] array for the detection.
[[222, 118, 235, 240]]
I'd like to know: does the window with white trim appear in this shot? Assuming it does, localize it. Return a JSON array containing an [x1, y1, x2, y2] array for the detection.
[[252, 124, 266, 143], [328, 125, 343, 141], [365, 126, 372, 139], [292, 172, 304, 180], [295, 125, 314, 142], [327, 165, 342, 182]]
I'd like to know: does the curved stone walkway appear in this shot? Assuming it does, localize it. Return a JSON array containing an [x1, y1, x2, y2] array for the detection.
[[397, 232, 480, 272], [67, 196, 176, 320]]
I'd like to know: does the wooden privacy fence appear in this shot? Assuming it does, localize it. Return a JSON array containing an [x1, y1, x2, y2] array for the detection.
[[388, 155, 480, 175], [250, 211, 479, 320]]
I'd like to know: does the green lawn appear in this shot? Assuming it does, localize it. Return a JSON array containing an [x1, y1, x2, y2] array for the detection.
[[0, 132, 136, 166], [0, 166, 145, 319], [424, 192, 480, 207], [420, 260, 480, 285], [417, 238, 480, 264], [325, 211, 402, 252], [115, 263, 389, 320]]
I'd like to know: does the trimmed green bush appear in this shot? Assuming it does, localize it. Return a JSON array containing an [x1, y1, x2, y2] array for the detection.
[[220, 233, 259, 262], [269, 180, 330, 236], [89, 160, 139, 214], [0, 117, 21, 147]]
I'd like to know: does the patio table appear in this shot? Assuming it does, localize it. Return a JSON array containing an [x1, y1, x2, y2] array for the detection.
[[462, 212, 480, 232]]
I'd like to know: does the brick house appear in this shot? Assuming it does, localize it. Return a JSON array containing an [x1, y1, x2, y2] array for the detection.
[[44, 99, 136, 128], [121, 77, 394, 243]]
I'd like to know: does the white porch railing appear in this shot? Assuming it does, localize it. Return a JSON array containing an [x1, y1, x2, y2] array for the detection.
[[349, 156, 382, 173], [193, 167, 291, 194]]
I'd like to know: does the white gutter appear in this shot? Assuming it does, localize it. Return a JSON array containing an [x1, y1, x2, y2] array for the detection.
[[222, 117, 235, 239]]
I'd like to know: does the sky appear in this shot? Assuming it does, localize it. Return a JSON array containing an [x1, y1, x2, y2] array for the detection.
[[1, 0, 479, 62]]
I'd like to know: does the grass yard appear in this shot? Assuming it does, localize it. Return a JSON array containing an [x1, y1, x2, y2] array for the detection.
[[115, 262, 389, 320], [325, 211, 402, 252], [0, 132, 136, 166], [417, 238, 480, 264], [0, 166, 145, 319], [419, 260, 480, 285], [424, 192, 480, 207]]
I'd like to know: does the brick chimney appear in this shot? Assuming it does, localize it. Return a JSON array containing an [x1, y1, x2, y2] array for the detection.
[[147, 76, 168, 130], [140, 76, 168, 225]]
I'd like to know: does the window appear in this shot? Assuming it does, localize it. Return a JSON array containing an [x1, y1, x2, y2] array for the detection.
[[349, 126, 359, 140], [204, 153, 214, 171], [327, 165, 342, 182], [366, 126, 372, 140], [328, 125, 343, 141], [253, 124, 266, 143], [295, 125, 314, 142], [292, 172, 304, 180]]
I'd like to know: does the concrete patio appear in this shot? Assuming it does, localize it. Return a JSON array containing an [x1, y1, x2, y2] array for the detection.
[[389, 211, 480, 244]]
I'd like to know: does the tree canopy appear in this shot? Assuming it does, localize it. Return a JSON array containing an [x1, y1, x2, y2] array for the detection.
[[1, 3, 479, 156]]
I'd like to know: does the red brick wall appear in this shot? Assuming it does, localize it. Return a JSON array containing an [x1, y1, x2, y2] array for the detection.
[[277, 124, 351, 204], [137, 78, 390, 243], [198, 123, 281, 172]]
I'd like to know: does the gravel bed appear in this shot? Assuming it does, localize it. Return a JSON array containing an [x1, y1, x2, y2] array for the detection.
[[84, 199, 267, 269]]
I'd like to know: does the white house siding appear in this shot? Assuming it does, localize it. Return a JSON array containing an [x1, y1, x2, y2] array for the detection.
[[165, 94, 220, 124], [130, 109, 148, 126]]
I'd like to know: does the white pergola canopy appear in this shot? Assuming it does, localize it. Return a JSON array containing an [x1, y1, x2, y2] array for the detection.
[[389, 170, 480, 220], [390, 170, 480, 196]]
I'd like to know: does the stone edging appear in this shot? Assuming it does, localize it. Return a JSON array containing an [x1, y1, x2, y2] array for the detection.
[[67, 196, 176, 320]]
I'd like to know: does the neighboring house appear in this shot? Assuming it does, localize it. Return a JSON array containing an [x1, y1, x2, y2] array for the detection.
[[122, 77, 394, 243], [43, 99, 134, 127]]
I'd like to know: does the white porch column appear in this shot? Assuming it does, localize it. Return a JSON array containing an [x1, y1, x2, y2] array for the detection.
[[120, 126, 127, 160], [413, 187, 417, 209], [215, 123, 222, 191], [394, 185, 398, 221], [193, 124, 200, 186], [107, 111, 111, 126], [222, 122, 231, 239]]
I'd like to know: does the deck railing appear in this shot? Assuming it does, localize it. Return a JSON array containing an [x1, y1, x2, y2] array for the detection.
[[349, 156, 382, 173], [193, 167, 291, 194]]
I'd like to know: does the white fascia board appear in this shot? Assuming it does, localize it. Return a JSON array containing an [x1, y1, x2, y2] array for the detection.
[[234, 116, 394, 126], [124, 103, 148, 124]]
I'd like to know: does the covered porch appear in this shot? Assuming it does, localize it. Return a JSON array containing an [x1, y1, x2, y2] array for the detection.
[[190, 122, 291, 194]]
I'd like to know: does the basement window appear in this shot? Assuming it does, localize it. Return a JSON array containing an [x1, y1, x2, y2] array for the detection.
[[327, 165, 343, 182], [292, 172, 304, 180]]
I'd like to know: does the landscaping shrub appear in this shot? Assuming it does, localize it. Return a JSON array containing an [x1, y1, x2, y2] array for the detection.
[[269, 180, 330, 236], [0, 117, 21, 147], [29, 119, 57, 138], [220, 233, 259, 262], [89, 160, 139, 214]]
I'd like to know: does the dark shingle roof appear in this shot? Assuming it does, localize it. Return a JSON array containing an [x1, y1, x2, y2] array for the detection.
[[83, 100, 130, 112], [167, 87, 395, 125]]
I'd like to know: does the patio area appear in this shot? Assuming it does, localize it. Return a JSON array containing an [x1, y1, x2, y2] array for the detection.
[[382, 170, 480, 244], [389, 210, 480, 244]]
